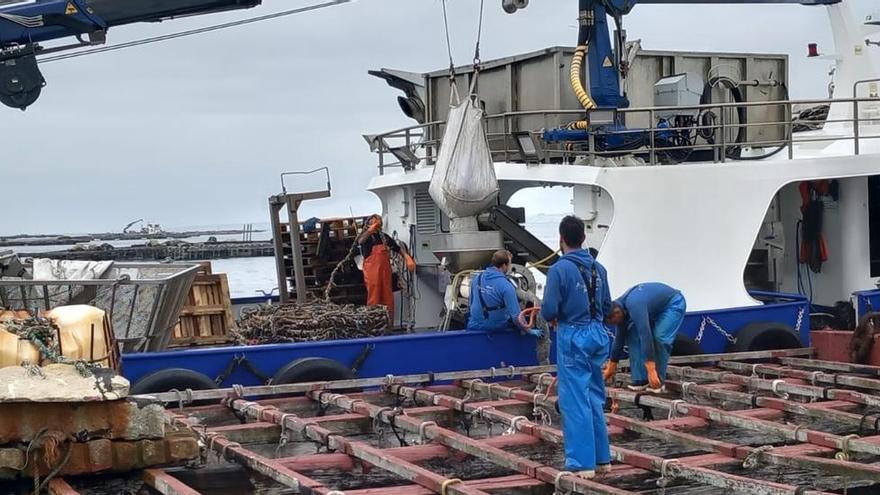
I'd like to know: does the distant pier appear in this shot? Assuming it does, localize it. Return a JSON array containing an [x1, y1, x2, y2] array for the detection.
[[23, 241, 275, 261]]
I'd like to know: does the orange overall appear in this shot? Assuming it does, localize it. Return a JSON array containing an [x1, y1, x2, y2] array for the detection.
[[364, 243, 394, 326]]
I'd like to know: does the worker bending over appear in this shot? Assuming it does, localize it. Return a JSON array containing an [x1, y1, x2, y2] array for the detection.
[[540, 215, 611, 478], [357, 214, 414, 326], [467, 250, 542, 337], [604, 283, 686, 393]]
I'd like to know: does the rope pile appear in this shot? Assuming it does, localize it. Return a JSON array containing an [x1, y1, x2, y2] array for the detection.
[[233, 302, 390, 344]]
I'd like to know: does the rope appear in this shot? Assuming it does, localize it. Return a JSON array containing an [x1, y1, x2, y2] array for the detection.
[[275, 413, 296, 455], [518, 307, 540, 329], [553, 471, 573, 495], [440, 0, 455, 76], [836, 434, 859, 461], [667, 400, 685, 420], [473, 0, 485, 66], [504, 416, 529, 436], [681, 381, 696, 400], [42, 1, 352, 63], [418, 421, 437, 444], [441, 478, 463, 495], [742, 445, 774, 469], [31, 436, 72, 495], [770, 379, 790, 400], [657, 459, 680, 488]]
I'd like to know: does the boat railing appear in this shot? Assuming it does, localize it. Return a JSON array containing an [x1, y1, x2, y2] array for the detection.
[[368, 95, 880, 174]]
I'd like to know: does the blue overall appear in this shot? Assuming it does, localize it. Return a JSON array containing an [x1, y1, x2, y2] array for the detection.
[[541, 249, 612, 471], [467, 267, 524, 333], [610, 283, 687, 385]]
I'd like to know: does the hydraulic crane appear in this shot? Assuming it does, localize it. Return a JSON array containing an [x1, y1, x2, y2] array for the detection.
[[502, 0, 843, 159], [504, 0, 841, 110], [0, 0, 261, 110]]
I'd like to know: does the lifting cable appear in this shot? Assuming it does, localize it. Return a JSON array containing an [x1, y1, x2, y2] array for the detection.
[[40, 0, 351, 63], [440, 0, 455, 77]]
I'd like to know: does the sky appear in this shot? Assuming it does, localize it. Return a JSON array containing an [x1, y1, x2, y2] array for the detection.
[[1, 0, 860, 235]]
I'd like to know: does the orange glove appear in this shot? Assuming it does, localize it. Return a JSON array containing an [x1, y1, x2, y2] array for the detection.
[[602, 361, 618, 384], [645, 361, 662, 390], [367, 222, 381, 234], [404, 253, 416, 272]]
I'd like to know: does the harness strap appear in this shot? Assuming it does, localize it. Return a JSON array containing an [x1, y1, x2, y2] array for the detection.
[[476, 272, 505, 319], [570, 260, 600, 320]]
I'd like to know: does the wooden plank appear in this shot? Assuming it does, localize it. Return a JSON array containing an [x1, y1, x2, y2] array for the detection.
[[48, 479, 80, 495], [143, 469, 202, 495]]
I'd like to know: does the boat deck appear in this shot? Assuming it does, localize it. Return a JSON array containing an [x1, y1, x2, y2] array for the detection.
[[45, 348, 880, 494]]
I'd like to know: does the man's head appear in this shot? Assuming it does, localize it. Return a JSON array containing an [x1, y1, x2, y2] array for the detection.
[[558, 215, 586, 252], [605, 301, 627, 326], [367, 214, 383, 232], [491, 249, 513, 273]]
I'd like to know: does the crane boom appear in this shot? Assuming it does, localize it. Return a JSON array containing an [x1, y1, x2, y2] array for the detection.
[[0, 0, 261, 110]]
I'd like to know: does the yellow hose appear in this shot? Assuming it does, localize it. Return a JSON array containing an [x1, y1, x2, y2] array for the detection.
[[527, 250, 561, 270], [570, 45, 597, 111]]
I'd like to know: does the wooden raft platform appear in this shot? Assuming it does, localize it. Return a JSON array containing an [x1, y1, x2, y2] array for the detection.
[[46, 348, 880, 494]]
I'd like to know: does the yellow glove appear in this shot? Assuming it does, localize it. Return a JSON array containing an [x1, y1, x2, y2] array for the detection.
[[602, 361, 618, 384]]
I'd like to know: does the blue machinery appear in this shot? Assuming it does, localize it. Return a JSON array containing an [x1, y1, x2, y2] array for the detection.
[[503, 0, 841, 160]]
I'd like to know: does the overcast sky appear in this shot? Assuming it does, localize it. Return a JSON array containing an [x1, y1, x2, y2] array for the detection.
[[2, 0, 865, 235]]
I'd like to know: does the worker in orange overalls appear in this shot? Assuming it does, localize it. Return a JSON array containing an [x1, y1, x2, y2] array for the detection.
[[357, 214, 415, 326]]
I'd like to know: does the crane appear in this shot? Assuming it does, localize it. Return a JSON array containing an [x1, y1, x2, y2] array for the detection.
[[122, 218, 143, 234], [0, 0, 262, 110], [501, 0, 843, 158]]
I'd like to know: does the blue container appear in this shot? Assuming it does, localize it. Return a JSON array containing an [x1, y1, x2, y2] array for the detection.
[[121, 291, 811, 390]]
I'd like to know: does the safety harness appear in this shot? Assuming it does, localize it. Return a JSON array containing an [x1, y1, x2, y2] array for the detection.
[[570, 260, 600, 320], [475, 272, 505, 319]]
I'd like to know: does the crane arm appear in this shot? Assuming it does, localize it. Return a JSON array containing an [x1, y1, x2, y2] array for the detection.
[[0, 0, 261, 110]]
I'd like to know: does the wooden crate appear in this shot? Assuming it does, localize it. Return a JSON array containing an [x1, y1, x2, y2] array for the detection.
[[171, 262, 234, 347]]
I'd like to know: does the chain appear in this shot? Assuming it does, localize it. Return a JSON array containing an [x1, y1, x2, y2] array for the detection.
[[794, 306, 805, 334], [695, 316, 737, 344]]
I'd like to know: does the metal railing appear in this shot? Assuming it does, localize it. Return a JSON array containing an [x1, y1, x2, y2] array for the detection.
[[369, 95, 880, 174], [0, 261, 200, 353]]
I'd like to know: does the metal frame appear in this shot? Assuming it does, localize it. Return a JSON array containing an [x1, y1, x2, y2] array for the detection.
[[0, 261, 199, 352], [269, 168, 333, 304], [59, 347, 880, 494]]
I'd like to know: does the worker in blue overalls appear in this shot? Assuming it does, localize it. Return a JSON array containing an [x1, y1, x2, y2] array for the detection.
[[468, 250, 543, 337], [540, 216, 612, 479], [603, 283, 687, 393]]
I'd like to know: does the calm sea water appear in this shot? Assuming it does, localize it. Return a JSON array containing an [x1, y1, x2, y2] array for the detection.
[[8, 218, 564, 298]]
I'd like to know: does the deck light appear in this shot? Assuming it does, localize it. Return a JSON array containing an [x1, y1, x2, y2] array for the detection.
[[512, 131, 544, 163], [808, 43, 820, 57]]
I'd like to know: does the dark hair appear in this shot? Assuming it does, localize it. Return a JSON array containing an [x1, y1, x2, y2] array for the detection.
[[559, 215, 586, 248], [491, 249, 513, 268]]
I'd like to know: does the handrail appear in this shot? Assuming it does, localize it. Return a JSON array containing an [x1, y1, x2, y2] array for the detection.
[[369, 95, 880, 173]]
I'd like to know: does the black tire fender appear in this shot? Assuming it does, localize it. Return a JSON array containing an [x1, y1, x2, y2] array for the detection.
[[726, 322, 802, 353], [130, 368, 218, 395], [271, 357, 355, 385], [672, 334, 703, 356]]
